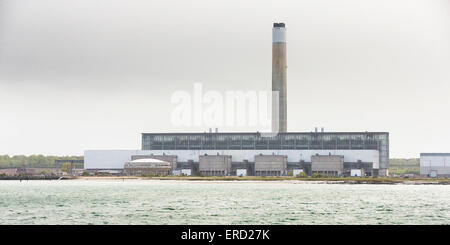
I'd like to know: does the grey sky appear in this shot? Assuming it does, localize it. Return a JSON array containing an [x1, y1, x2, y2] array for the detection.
[[0, 0, 449, 157]]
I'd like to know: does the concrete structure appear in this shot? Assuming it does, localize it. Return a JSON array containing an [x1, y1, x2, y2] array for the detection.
[[199, 155, 232, 176], [255, 154, 287, 176], [420, 153, 450, 177], [131, 154, 177, 170], [311, 155, 344, 177], [124, 158, 171, 176], [272, 23, 287, 132], [350, 169, 364, 177]]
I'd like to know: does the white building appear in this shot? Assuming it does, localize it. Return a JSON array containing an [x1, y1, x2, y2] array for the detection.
[[236, 169, 247, 177], [350, 169, 364, 177], [181, 169, 192, 176], [420, 153, 450, 177]]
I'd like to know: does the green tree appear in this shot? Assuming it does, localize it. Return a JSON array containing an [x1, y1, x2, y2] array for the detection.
[[312, 173, 324, 178], [296, 172, 308, 178], [60, 162, 72, 173], [0, 155, 83, 169]]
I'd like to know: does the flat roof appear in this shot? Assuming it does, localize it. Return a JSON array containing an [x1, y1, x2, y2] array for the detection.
[[420, 153, 450, 156], [142, 131, 389, 135]]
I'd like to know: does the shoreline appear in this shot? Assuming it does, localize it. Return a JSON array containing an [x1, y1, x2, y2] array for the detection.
[[72, 176, 450, 185], [1, 176, 448, 185]]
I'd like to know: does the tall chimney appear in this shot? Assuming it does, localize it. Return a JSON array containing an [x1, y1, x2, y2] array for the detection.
[[272, 23, 287, 132]]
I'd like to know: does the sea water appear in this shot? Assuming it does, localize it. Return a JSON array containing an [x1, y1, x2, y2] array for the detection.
[[0, 180, 448, 225]]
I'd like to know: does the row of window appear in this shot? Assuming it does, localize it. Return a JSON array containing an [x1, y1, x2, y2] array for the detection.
[[144, 134, 387, 142], [143, 137, 383, 150]]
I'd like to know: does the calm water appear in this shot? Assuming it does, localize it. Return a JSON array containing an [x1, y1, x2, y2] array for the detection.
[[0, 180, 449, 225]]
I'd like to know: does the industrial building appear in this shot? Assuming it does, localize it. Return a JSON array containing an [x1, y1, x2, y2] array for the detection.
[[199, 154, 232, 176], [139, 131, 389, 176], [311, 155, 344, 177], [420, 153, 450, 177], [131, 154, 177, 171], [85, 131, 388, 176], [83, 23, 389, 177], [124, 158, 171, 176], [255, 154, 287, 176]]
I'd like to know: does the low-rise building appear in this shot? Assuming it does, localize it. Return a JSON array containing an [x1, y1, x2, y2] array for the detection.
[[0, 168, 19, 176], [311, 155, 344, 177], [131, 154, 177, 171], [199, 155, 232, 176], [181, 169, 192, 176], [124, 159, 171, 176], [350, 169, 364, 177], [420, 153, 450, 177], [255, 154, 287, 176], [0, 168, 62, 176], [236, 169, 247, 176]]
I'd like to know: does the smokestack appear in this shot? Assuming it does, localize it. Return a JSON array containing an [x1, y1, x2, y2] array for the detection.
[[272, 23, 287, 132]]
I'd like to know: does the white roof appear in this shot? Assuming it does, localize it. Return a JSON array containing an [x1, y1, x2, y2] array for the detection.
[[129, 158, 168, 164], [125, 158, 171, 168]]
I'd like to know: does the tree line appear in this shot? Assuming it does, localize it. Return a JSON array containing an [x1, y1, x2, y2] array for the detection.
[[0, 155, 83, 169]]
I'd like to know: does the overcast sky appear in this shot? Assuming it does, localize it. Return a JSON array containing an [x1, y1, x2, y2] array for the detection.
[[0, 0, 449, 157]]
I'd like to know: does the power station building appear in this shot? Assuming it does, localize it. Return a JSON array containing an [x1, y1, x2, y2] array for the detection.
[[124, 158, 171, 176], [83, 23, 390, 177], [311, 155, 344, 177], [85, 131, 389, 176]]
